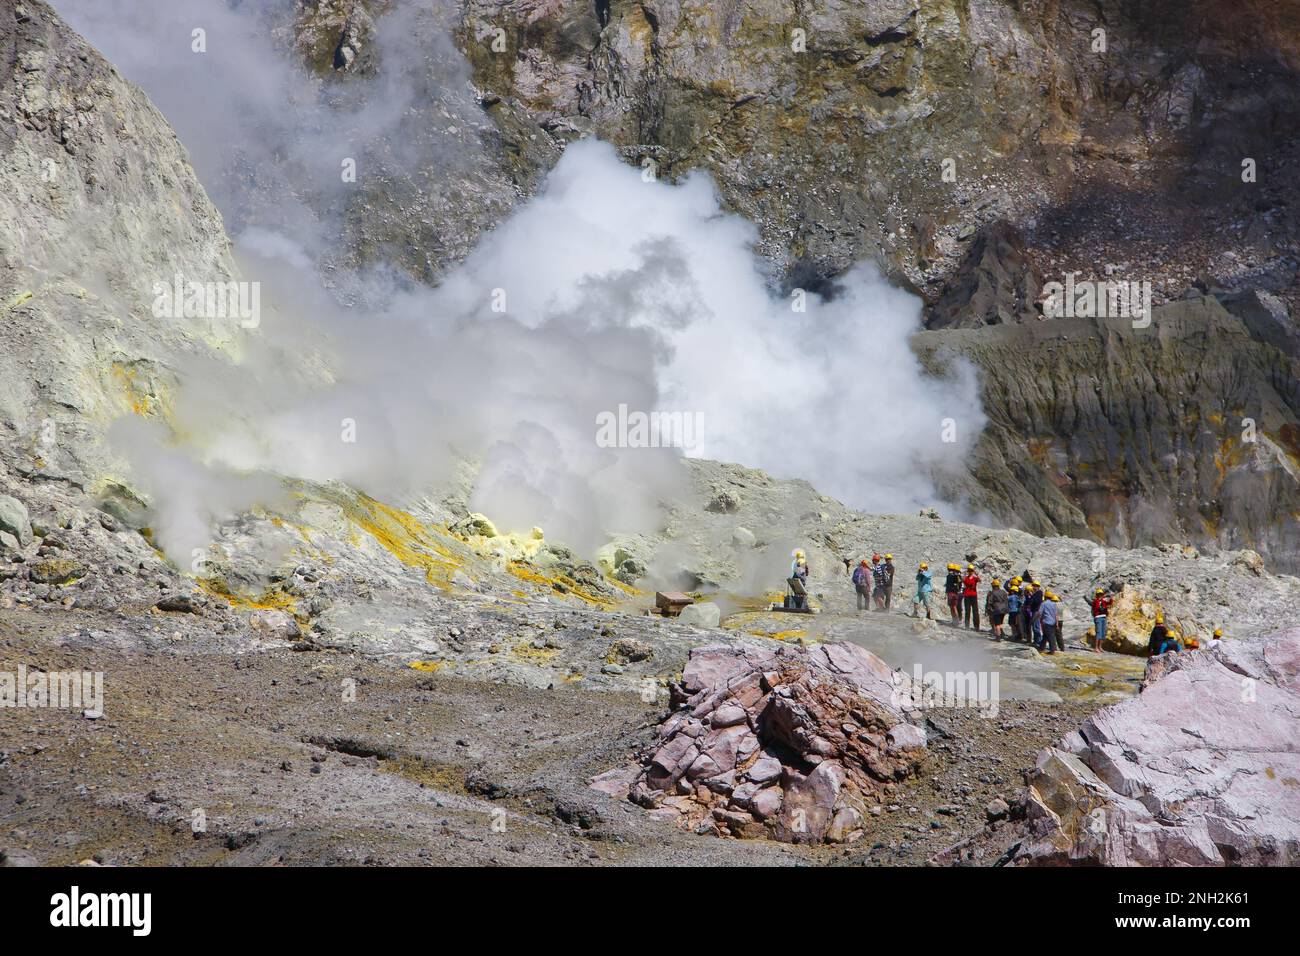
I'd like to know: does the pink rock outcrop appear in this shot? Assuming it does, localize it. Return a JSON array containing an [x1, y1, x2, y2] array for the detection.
[[1019, 628, 1300, 865], [604, 641, 927, 844]]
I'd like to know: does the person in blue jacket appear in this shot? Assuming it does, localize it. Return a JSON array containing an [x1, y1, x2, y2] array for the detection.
[[1007, 584, 1024, 642], [851, 559, 870, 611], [912, 562, 933, 619]]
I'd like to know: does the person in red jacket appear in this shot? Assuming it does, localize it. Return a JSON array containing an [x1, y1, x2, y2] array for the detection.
[[962, 565, 981, 631], [1088, 588, 1113, 653]]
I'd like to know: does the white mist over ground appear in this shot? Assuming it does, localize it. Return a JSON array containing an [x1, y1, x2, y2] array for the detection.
[[55, 0, 983, 560]]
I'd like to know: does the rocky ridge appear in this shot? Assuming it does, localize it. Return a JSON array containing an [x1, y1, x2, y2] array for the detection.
[[1019, 629, 1300, 865]]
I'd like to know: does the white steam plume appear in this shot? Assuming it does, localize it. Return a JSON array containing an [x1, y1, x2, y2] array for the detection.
[[54, 0, 983, 560]]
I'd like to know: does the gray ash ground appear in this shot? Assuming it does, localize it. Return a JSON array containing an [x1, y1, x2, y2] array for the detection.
[[832, 701, 1100, 867], [2, 601, 1085, 867]]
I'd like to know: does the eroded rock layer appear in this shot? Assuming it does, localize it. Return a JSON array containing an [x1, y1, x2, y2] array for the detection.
[[603, 641, 928, 843], [1019, 629, 1300, 865]]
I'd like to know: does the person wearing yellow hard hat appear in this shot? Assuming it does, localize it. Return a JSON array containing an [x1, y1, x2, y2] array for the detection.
[[1148, 614, 1170, 657], [985, 577, 1009, 640], [961, 565, 982, 631], [1157, 629, 1182, 655], [1024, 579, 1045, 646], [1006, 582, 1025, 642], [1035, 588, 1064, 653], [912, 561, 934, 620], [944, 564, 962, 624], [1211, 627, 1224, 644], [1087, 587, 1113, 654], [786, 549, 810, 610]]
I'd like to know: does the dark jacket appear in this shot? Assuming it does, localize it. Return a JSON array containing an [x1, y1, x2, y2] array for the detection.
[[986, 586, 1009, 615], [944, 571, 961, 594], [1148, 623, 1169, 656]]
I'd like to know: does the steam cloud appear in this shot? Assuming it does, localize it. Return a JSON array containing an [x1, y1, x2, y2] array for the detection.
[[55, 0, 983, 560]]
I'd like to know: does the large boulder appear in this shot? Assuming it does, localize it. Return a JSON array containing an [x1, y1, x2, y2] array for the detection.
[[616, 641, 926, 844], [1018, 629, 1300, 865], [677, 602, 721, 628], [0, 495, 31, 546]]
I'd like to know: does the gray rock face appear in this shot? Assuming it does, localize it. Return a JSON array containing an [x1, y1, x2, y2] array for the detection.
[[1018, 629, 1300, 866], [420, 1, 1299, 570], [926, 223, 1043, 329], [458, 0, 1300, 312], [0, 0, 245, 485], [0, 494, 31, 546], [284, 0, 557, 283], [618, 641, 926, 843], [18, 0, 1294, 589], [919, 298, 1300, 573], [1220, 289, 1300, 359]]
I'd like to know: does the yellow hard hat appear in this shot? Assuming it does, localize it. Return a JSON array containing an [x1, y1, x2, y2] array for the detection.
[[1032, 579, 1041, 587], [1213, 628, 1223, 638], [1095, 587, 1105, 594], [1155, 613, 1164, 624], [885, 553, 893, 560], [992, 578, 1001, 586], [794, 549, 805, 558], [919, 561, 928, 569]]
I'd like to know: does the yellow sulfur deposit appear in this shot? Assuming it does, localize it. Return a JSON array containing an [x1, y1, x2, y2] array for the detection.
[[507, 561, 616, 609], [452, 513, 547, 565], [196, 576, 305, 622], [328, 491, 461, 587]]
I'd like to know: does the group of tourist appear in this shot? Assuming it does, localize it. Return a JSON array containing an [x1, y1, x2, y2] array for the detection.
[[849, 553, 895, 612], [829, 551, 1226, 657]]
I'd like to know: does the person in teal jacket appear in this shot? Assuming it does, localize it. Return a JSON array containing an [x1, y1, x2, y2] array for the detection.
[[912, 562, 934, 619]]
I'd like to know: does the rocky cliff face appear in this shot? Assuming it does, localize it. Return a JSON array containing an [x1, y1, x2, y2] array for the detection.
[[7, 2, 1300, 869], [281, 0, 1300, 567], [451, 0, 1300, 305], [917, 298, 1300, 572], [0, 0, 245, 489], [10, 0, 1298, 568]]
